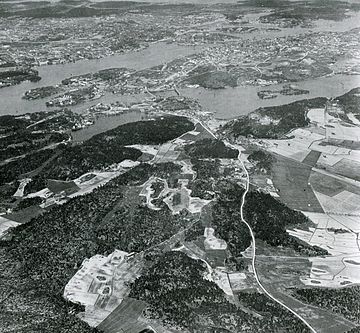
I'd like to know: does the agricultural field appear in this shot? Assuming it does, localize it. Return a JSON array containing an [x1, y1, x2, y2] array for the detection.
[[0, 216, 20, 238], [3, 0, 360, 332], [222, 86, 360, 332], [270, 154, 324, 212], [64, 250, 142, 327]]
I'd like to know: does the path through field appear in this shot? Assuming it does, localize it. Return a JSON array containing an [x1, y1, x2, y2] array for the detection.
[[197, 118, 319, 333]]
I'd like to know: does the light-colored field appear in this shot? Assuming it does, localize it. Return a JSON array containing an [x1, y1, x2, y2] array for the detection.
[[0, 216, 21, 238], [326, 121, 360, 142], [288, 212, 360, 255], [228, 272, 249, 291], [118, 160, 141, 168], [263, 107, 360, 179], [314, 190, 360, 215], [265, 128, 322, 162], [213, 269, 233, 296], [13, 178, 31, 197], [125, 144, 159, 157], [27, 187, 53, 199], [141, 173, 210, 215], [304, 212, 360, 233], [71, 171, 121, 197], [348, 113, 360, 126], [308, 107, 360, 142], [188, 196, 212, 214], [179, 122, 214, 142], [64, 249, 142, 327], [307, 108, 328, 126], [139, 176, 163, 210], [176, 159, 195, 176], [289, 209, 360, 289], [288, 227, 359, 256], [152, 142, 181, 163], [301, 253, 360, 288], [26, 170, 124, 207], [203, 227, 227, 250]]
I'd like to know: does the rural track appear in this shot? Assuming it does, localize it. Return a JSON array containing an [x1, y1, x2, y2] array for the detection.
[[196, 118, 319, 333], [228, 141, 319, 333], [148, 113, 318, 332]]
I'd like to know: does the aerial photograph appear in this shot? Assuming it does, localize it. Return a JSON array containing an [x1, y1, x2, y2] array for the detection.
[[0, 0, 359, 332]]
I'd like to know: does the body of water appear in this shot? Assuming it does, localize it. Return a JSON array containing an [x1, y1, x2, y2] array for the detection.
[[72, 110, 147, 142], [1, 9, 360, 121], [180, 74, 360, 119], [0, 42, 203, 115]]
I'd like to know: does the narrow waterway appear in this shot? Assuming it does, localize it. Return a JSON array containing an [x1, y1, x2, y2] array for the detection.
[[180, 74, 360, 119], [71, 110, 147, 142], [0, 9, 359, 119], [0, 42, 203, 115]]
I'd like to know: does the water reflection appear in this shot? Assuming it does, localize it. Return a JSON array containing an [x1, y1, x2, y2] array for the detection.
[[71, 110, 148, 142]]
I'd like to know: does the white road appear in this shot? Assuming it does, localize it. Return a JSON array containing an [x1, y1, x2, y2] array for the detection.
[[197, 118, 318, 333], [229, 141, 319, 333]]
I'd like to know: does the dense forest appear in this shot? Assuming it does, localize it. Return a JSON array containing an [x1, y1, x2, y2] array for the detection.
[[185, 70, 238, 89], [188, 159, 221, 199], [222, 97, 327, 139], [184, 138, 238, 159], [129, 251, 310, 332], [212, 181, 328, 261], [0, 115, 193, 196], [238, 292, 310, 332], [248, 149, 274, 172], [0, 163, 186, 332], [32, 115, 193, 181], [0, 148, 57, 186], [0, 131, 68, 162], [293, 287, 360, 324]]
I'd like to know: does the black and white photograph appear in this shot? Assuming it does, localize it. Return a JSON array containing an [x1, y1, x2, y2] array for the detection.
[[0, 0, 360, 332]]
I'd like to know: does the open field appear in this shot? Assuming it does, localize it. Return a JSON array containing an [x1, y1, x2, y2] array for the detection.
[[254, 252, 358, 332], [330, 158, 360, 181], [288, 226, 359, 256], [265, 128, 324, 162], [271, 154, 323, 212], [97, 297, 148, 333], [179, 122, 214, 142], [309, 170, 360, 215], [228, 272, 250, 292], [317, 149, 360, 167], [64, 250, 143, 327], [288, 212, 360, 255], [288, 209, 360, 288], [302, 150, 321, 167], [203, 227, 227, 250], [71, 171, 124, 198], [301, 253, 360, 288], [0, 216, 20, 238], [255, 255, 311, 290], [265, 287, 357, 333], [310, 170, 360, 197], [13, 178, 31, 197], [304, 212, 360, 234]]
